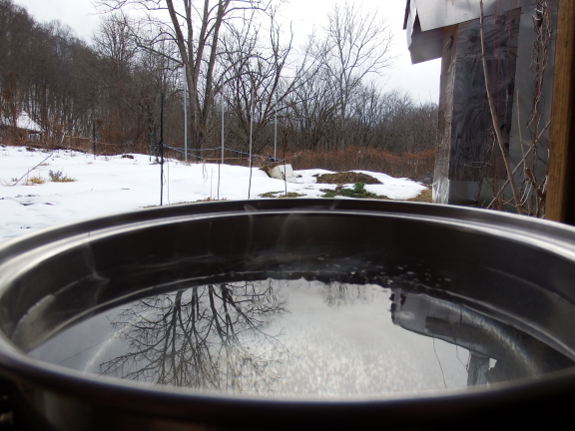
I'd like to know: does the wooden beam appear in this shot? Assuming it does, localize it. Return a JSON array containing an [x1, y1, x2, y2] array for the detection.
[[547, 0, 575, 223]]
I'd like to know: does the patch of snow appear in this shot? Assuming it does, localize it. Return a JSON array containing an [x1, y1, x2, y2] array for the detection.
[[1, 111, 43, 132], [0, 146, 427, 243]]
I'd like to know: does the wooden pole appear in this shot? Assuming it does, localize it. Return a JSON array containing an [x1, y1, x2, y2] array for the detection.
[[547, 0, 575, 223]]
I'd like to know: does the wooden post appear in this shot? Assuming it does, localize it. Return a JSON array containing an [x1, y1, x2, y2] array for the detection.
[[547, 0, 575, 224]]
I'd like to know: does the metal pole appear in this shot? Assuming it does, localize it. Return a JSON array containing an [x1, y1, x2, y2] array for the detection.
[[274, 103, 278, 161], [221, 96, 225, 165], [183, 65, 188, 162], [153, 124, 158, 163], [92, 120, 96, 160], [160, 93, 165, 206], [248, 88, 254, 199], [218, 96, 225, 200]]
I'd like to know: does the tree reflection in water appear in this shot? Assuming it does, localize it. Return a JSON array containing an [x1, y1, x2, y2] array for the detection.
[[99, 281, 288, 392], [321, 282, 375, 309], [30, 278, 575, 396]]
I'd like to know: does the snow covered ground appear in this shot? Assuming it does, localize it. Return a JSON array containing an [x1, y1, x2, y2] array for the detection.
[[0, 145, 427, 244]]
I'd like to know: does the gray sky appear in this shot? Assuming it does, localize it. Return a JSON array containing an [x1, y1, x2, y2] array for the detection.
[[13, 0, 441, 103]]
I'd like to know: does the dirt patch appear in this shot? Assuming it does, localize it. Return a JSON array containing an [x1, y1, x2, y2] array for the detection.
[[315, 172, 382, 185], [408, 186, 432, 203]]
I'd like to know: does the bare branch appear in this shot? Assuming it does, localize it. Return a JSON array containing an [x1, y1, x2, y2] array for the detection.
[[479, 0, 524, 214]]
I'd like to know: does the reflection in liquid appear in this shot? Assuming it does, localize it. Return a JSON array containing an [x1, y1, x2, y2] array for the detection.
[[100, 281, 287, 392], [389, 288, 573, 387], [30, 279, 575, 398]]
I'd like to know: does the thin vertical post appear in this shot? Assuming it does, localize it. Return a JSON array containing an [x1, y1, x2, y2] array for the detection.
[[153, 124, 158, 163], [274, 97, 278, 161], [548, 0, 575, 223], [160, 93, 165, 206], [92, 120, 96, 160], [221, 96, 225, 165], [149, 129, 153, 162], [218, 96, 225, 200], [248, 88, 254, 199], [183, 65, 188, 162]]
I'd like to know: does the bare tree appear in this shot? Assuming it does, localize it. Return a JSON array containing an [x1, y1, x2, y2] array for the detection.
[[91, 12, 180, 146], [284, 65, 339, 151], [318, 1, 394, 151], [93, 11, 138, 72], [96, 0, 274, 154], [220, 7, 313, 156]]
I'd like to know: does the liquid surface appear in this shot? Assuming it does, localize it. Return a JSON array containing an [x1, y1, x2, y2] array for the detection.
[[30, 279, 575, 399]]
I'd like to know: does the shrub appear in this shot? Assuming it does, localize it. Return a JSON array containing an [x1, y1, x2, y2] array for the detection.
[[322, 183, 385, 199], [49, 170, 75, 182]]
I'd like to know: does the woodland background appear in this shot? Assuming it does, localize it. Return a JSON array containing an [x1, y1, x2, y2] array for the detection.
[[0, 0, 437, 178]]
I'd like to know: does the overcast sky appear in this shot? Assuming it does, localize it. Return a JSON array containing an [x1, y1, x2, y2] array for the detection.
[[12, 0, 441, 103]]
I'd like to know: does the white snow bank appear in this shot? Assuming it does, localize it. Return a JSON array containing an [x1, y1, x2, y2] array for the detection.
[[0, 146, 427, 243], [1, 111, 43, 132]]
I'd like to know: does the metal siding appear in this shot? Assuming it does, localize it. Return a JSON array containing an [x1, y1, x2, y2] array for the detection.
[[405, 0, 536, 64], [414, 0, 536, 32]]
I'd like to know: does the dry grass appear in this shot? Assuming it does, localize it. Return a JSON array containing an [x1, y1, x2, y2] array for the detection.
[[315, 172, 382, 185], [288, 147, 435, 180], [259, 191, 305, 198], [408, 186, 433, 203], [24, 175, 45, 185], [49, 170, 76, 182], [9, 138, 434, 182]]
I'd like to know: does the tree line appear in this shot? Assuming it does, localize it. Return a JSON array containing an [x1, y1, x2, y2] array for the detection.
[[0, 0, 437, 161]]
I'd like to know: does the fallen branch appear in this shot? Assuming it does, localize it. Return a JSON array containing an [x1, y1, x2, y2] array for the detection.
[[12, 152, 53, 186]]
